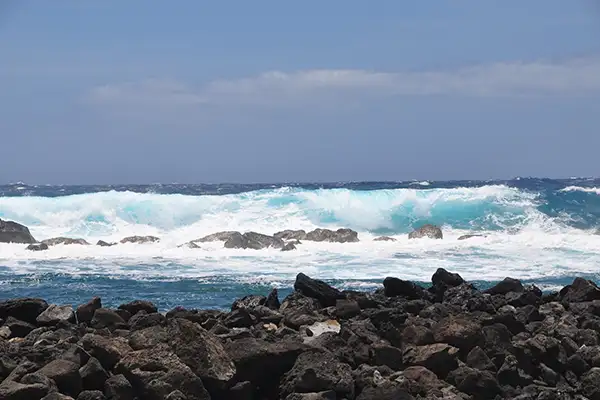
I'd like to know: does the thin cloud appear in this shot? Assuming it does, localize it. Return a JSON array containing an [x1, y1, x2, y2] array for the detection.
[[88, 57, 600, 109]]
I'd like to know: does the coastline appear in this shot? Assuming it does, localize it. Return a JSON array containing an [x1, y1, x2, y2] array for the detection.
[[2, 269, 600, 399]]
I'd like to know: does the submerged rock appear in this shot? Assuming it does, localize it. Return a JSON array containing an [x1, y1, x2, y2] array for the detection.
[[0, 218, 36, 243], [457, 234, 486, 240], [224, 232, 285, 250], [274, 230, 307, 240], [41, 237, 90, 246], [408, 224, 443, 239], [305, 228, 359, 243], [119, 236, 160, 244], [195, 231, 240, 242]]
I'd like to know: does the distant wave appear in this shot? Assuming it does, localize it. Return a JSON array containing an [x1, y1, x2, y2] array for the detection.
[[560, 186, 600, 195]]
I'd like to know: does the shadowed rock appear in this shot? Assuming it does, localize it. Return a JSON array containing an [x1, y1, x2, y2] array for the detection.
[[224, 232, 285, 250], [294, 273, 343, 307], [195, 231, 240, 242], [0, 218, 36, 243], [119, 236, 160, 244], [457, 234, 486, 240], [274, 230, 307, 240], [96, 240, 116, 247], [374, 236, 396, 242], [408, 224, 443, 239], [305, 228, 359, 243], [0, 298, 48, 324], [26, 243, 49, 251]]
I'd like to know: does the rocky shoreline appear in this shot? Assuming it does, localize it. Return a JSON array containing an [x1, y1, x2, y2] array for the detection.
[[2, 270, 600, 399]]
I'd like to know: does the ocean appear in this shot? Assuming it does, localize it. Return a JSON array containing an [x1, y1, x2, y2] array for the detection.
[[1, 178, 599, 311]]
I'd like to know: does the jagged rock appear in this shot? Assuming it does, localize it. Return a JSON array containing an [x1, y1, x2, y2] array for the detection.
[[560, 278, 600, 302], [280, 350, 354, 399], [431, 268, 464, 288], [301, 320, 341, 343], [166, 318, 236, 396], [128, 325, 168, 350], [447, 365, 501, 400], [195, 231, 240, 242], [282, 242, 297, 251], [335, 299, 360, 319], [356, 385, 415, 400], [401, 323, 434, 346], [103, 374, 134, 400], [224, 309, 255, 328], [77, 391, 105, 400], [0, 298, 48, 323], [285, 392, 336, 400], [581, 367, 600, 399], [3, 317, 36, 338], [274, 230, 307, 240], [80, 357, 109, 392], [485, 277, 524, 295], [178, 241, 201, 249], [115, 348, 210, 400], [374, 236, 396, 242], [383, 277, 426, 300], [96, 240, 115, 247], [0, 380, 51, 399], [466, 346, 496, 372], [305, 228, 359, 243], [81, 334, 132, 370], [433, 316, 483, 352], [128, 312, 165, 331], [76, 297, 102, 323], [294, 273, 343, 307], [119, 235, 159, 244], [36, 304, 74, 326], [224, 231, 285, 250], [402, 343, 459, 377], [408, 224, 443, 239], [0, 218, 36, 243], [266, 288, 281, 310], [26, 243, 49, 251], [42, 393, 75, 400], [41, 237, 90, 246], [232, 295, 266, 311], [37, 359, 82, 396]]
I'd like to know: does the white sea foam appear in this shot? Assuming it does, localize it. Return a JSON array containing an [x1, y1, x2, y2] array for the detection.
[[560, 186, 600, 195]]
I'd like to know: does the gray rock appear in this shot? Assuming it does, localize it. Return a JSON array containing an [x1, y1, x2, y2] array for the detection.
[[457, 234, 486, 240], [224, 232, 285, 250], [195, 231, 240, 242], [118, 300, 157, 315], [0, 218, 36, 243], [402, 343, 459, 377], [374, 236, 396, 242], [36, 304, 74, 326], [294, 273, 343, 307], [408, 224, 443, 239], [76, 297, 102, 323], [103, 374, 134, 400], [281, 242, 297, 251], [0, 298, 48, 324], [179, 241, 201, 249], [274, 230, 307, 240], [305, 228, 359, 243], [96, 240, 116, 247], [41, 237, 90, 246], [80, 357, 109, 392], [26, 243, 49, 251], [77, 391, 105, 400], [119, 235, 159, 244], [37, 359, 82, 396], [0, 381, 51, 399], [81, 334, 132, 370]]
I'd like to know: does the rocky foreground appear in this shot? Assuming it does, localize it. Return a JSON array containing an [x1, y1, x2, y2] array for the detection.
[[3, 271, 600, 400]]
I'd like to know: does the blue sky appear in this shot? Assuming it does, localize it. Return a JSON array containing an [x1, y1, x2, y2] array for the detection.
[[1, 1, 600, 184]]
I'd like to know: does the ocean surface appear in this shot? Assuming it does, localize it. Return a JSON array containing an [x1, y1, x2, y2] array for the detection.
[[1, 178, 600, 311]]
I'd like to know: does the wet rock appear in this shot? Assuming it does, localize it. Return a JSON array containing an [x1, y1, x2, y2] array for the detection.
[[305, 228, 359, 243], [280, 350, 354, 399], [195, 231, 240, 242], [274, 230, 307, 240], [127, 312, 165, 331], [0, 298, 48, 324], [408, 224, 443, 239], [431, 268, 464, 289], [96, 240, 115, 247], [115, 348, 210, 400], [119, 235, 159, 244], [457, 234, 486, 240], [281, 242, 297, 251], [0, 218, 36, 243], [26, 243, 49, 251], [41, 237, 90, 246], [224, 231, 285, 250], [266, 288, 281, 310], [224, 309, 255, 328], [76, 297, 102, 323], [294, 273, 343, 307], [37, 304, 74, 326], [103, 374, 134, 400], [374, 236, 396, 242], [485, 277, 524, 295], [37, 359, 82, 396], [383, 277, 426, 300], [80, 357, 108, 392]]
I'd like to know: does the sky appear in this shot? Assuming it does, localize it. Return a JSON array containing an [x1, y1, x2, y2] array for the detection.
[[1, 1, 600, 184]]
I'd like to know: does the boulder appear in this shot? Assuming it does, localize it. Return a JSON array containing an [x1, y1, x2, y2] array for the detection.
[[0, 381, 51, 399], [195, 231, 240, 242], [560, 277, 600, 302], [373, 236, 396, 242], [115, 349, 210, 400], [37, 359, 82, 396], [383, 277, 426, 300], [80, 334, 132, 370], [76, 297, 102, 323], [305, 228, 359, 243], [280, 350, 354, 399], [265, 288, 281, 310], [118, 300, 157, 315], [3, 317, 36, 338], [128, 312, 166, 331], [166, 318, 236, 396], [103, 374, 134, 400], [76, 391, 105, 400], [178, 241, 200, 249], [447, 366, 500, 400], [294, 273, 343, 307], [90, 308, 126, 329], [281, 243, 297, 251], [36, 304, 74, 326], [408, 224, 443, 239], [431, 268, 464, 288], [484, 277, 524, 295], [0, 298, 48, 324], [433, 316, 483, 352], [0, 218, 36, 243], [128, 326, 169, 350], [119, 236, 159, 244], [274, 230, 307, 240], [26, 243, 49, 251], [79, 357, 108, 392], [402, 343, 459, 377], [41, 237, 90, 246]]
